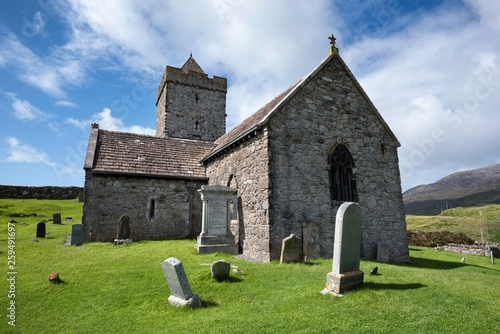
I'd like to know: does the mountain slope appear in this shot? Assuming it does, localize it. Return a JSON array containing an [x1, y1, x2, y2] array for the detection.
[[404, 163, 500, 215]]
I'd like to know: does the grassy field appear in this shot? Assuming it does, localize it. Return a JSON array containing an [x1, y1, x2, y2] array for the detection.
[[406, 204, 500, 242], [1, 199, 499, 333]]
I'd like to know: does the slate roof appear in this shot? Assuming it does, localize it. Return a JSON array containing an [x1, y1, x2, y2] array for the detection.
[[84, 128, 215, 179], [201, 50, 400, 162]]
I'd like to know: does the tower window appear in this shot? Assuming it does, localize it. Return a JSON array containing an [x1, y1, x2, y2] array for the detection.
[[329, 144, 358, 203], [194, 121, 200, 131]]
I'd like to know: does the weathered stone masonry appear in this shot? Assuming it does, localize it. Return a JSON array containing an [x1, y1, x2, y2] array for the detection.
[[83, 174, 205, 242]]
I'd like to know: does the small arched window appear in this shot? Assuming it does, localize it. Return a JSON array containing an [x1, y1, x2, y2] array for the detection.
[[194, 121, 200, 131], [329, 144, 358, 203]]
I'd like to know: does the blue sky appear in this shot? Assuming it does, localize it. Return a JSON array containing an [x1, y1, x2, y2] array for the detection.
[[0, 0, 499, 191]]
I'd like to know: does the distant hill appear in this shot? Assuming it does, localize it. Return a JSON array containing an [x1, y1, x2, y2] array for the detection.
[[403, 163, 500, 215]]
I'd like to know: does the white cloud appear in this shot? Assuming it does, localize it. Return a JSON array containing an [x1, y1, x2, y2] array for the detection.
[[341, 2, 500, 190], [56, 100, 79, 108], [1, 137, 54, 165], [5, 93, 51, 121], [67, 108, 155, 135]]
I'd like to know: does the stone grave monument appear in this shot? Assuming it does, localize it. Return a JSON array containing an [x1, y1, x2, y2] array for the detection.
[[195, 185, 238, 255], [377, 241, 390, 263], [161, 257, 202, 308], [36, 221, 46, 238], [280, 234, 303, 263], [302, 221, 321, 262], [211, 260, 231, 281], [323, 202, 364, 295], [70, 224, 84, 246], [114, 214, 132, 245], [53, 213, 62, 224]]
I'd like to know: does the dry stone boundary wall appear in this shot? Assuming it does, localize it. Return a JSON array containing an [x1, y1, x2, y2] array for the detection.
[[0, 185, 83, 200]]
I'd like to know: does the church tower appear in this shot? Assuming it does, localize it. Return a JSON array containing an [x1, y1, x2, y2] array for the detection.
[[155, 55, 227, 141]]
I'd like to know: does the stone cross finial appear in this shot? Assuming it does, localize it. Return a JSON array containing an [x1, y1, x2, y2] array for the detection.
[[328, 34, 336, 47], [328, 34, 338, 56]]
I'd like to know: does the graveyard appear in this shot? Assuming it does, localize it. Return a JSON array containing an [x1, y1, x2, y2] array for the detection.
[[1, 198, 499, 333]]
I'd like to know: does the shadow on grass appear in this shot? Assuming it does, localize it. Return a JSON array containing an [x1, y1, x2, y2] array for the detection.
[[361, 282, 427, 291], [409, 257, 468, 270], [201, 299, 219, 308]]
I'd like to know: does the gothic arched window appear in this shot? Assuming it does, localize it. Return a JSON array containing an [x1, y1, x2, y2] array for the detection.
[[329, 144, 358, 203]]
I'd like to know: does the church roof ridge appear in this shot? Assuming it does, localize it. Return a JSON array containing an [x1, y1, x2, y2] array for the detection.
[[202, 38, 400, 162]]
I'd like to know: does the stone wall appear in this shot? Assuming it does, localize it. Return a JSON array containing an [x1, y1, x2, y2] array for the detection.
[[266, 57, 408, 262], [0, 185, 82, 199], [82, 173, 206, 242], [438, 242, 500, 257], [205, 130, 271, 262], [205, 55, 409, 263], [156, 65, 227, 141]]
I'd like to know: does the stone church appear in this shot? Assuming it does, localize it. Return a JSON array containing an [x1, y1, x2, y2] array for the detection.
[[82, 37, 409, 263]]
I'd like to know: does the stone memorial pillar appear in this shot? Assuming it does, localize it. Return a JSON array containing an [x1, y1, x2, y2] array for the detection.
[[323, 202, 364, 295], [195, 185, 238, 255]]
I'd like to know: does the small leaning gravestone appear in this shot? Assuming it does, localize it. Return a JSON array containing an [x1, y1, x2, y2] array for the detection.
[[161, 257, 202, 308]]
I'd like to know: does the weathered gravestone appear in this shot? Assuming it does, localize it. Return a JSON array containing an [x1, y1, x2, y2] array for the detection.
[[36, 221, 46, 238], [53, 213, 62, 225], [211, 260, 231, 281], [70, 224, 84, 246], [114, 214, 132, 245], [377, 241, 390, 263], [323, 202, 364, 295], [196, 185, 238, 255], [302, 221, 321, 261], [280, 234, 303, 263], [161, 257, 202, 308]]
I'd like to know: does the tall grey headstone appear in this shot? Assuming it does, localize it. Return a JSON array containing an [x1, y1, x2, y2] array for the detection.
[[324, 202, 364, 295], [196, 185, 238, 255], [280, 234, 303, 263], [36, 221, 46, 238], [161, 257, 202, 308], [70, 224, 84, 246]]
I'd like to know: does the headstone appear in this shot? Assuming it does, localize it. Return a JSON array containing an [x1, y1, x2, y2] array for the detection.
[[65, 217, 73, 222], [114, 214, 132, 245], [280, 234, 303, 263], [53, 213, 62, 225], [70, 224, 84, 246], [211, 260, 231, 281], [195, 185, 238, 255], [323, 202, 364, 295], [36, 221, 46, 238], [161, 257, 202, 308], [377, 242, 389, 263], [302, 221, 321, 261]]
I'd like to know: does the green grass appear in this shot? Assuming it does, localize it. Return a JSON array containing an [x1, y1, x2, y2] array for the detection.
[[1, 199, 499, 333], [406, 204, 500, 242]]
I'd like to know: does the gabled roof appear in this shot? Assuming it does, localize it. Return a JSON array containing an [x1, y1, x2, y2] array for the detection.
[[201, 50, 400, 162], [84, 126, 215, 179], [181, 54, 205, 74]]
